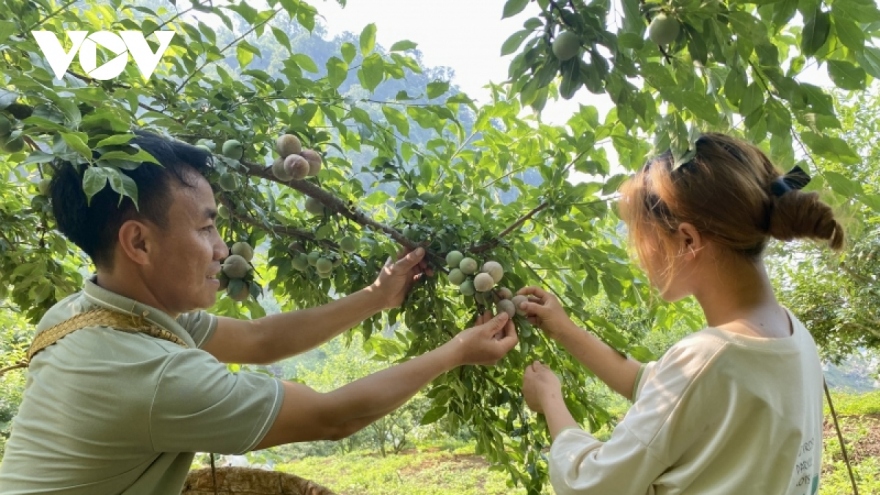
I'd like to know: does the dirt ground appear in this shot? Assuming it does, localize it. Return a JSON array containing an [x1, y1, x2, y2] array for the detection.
[[823, 414, 880, 463]]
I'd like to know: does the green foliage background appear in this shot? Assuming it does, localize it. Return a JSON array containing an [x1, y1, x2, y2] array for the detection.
[[0, 0, 878, 491]]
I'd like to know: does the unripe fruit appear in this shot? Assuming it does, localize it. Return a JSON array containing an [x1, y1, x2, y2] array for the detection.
[[447, 268, 466, 285], [511, 295, 529, 316], [218, 205, 230, 219], [217, 271, 229, 291], [648, 14, 680, 46], [497, 299, 516, 318], [404, 189, 418, 200], [446, 250, 464, 268], [0, 114, 11, 136], [340, 235, 359, 253], [331, 254, 343, 267], [0, 135, 24, 153], [474, 273, 495, 292], [552, 31, 581, 61], [231, 241, 254, 262], [403, 226, 418, 241], [222, 254, 250, 279], [318, 270, 332, 279], [482, 261, 504, 283], [459, 279, 475, 296], [291, 253, 309, 271], [195, 144, 212, 153], [218, 173, 238, 191], [305, 197, 324, 216], [276, 134, 302, 157], [272, 157, 294, 181], [196, 139, 216, 151], [38, 178, 51, 196], [221, 139, 243, 160], [315, 257, 333, 273], [497, 287, 513, 300], [227, 279, 249, 301], [300, 149, 323, 176], [475, 291, 489, 306], [459, 257, 478, 275], [285, 154, 309, 180], [307, 251, 321, 266], [288, 241, 305, 253]]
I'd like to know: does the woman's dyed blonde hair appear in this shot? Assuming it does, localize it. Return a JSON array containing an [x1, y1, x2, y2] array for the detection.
[[619, 132, 844, 278]]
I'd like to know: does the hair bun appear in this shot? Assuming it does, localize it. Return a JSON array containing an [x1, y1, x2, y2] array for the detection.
[[768, 190, 845, 250]]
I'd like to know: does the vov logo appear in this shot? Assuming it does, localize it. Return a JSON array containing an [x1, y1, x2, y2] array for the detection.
[[32, 31, 175, 81]]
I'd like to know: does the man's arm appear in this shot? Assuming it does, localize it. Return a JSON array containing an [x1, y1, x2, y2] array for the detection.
[[253, 312, 517, 449], [202, 248, 428, 364]]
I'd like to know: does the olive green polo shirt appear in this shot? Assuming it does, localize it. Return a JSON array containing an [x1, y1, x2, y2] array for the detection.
[[0, 277, 283, 495]]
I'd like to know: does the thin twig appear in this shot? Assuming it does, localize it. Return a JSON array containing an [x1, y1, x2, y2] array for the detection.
[[175, 7, 281, 93], [824, 380, 859, 495]]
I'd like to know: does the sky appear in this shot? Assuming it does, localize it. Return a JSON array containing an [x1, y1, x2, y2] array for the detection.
[[315, 0, 614, 125]]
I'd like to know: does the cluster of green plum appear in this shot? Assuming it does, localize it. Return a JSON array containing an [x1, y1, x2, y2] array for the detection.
[[444, 250, 527, 318], [198, 133, 323, 192], [287, 234, 359, 279], [218, 242, 257, 301]]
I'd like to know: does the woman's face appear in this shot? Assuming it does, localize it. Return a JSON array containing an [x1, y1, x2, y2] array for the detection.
[[636, 227, 696, 303]]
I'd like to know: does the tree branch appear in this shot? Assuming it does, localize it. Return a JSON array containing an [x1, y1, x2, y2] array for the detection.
[[469, 201, 550, 254]]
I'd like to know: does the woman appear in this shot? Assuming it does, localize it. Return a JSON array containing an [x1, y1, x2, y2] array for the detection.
[[518, 133, 843, 495]]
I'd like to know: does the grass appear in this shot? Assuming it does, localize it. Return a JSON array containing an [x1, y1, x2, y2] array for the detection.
[[824, 390, 880, 417], [276, 447, 544, 495], [270, 392, 880, 495]]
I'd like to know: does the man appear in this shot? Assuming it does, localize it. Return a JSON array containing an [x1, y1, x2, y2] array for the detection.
[[0, 132, 518, 494]]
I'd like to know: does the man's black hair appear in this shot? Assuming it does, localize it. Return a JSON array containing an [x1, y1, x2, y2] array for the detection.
[[50, 130, 213, 269]]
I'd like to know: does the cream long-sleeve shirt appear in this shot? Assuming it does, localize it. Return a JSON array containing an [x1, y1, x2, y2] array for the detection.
[[549, 309, 824, 495]]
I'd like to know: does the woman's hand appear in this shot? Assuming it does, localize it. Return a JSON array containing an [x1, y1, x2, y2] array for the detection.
[[522, 361, 562, 414], [516, 286, 574, 340]]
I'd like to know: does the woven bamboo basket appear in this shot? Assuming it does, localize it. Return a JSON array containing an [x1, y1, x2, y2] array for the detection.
[[181, 467, 337, 495]]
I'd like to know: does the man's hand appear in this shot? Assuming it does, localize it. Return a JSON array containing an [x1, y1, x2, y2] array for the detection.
[[445, 311, 518, 366], [370, 247, 432, 310], [522, 360, 562, 414]]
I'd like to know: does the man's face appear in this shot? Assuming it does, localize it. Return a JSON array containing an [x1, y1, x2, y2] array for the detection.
[[145, 173, 228, 315]]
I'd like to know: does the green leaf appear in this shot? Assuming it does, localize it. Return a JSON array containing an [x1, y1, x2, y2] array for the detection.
[[0, 20, 16, 44], [95, 134, 135, 147], [501, 30, 530, 56], [381, 106, 410, 136], [360, 23, 377, 55], [358, 53, 384, 91], [341, 42, 357, 64], [105, 167, 139, 206], [426, 80, 450, 99], [420, 406, 447, 425], [800, 132, 860, 164], [502, 0, 530, 18], [855, 47, 880, 78], [390, 40, 418, 51], [800, 10, 830, 57], [61, 132, 92, 160], [824, 171, 863, 196], [826, 60, 866, 90], [271, 26, 291, 51], [81, 166, 109, 203], [325, 56, 348, 89], [739, 82, 764, 116], [236, 43, 254, 69], [831, 0, 880, 22], [291, 53, 318, 73], [833, 18, 864, 53]]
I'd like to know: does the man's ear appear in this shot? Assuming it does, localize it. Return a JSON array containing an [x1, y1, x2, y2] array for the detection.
[[116, 219, 153, 266], [677, 222, 703, 259]]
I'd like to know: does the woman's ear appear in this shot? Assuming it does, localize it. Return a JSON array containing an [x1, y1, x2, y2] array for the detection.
[[676, 222, 702, 259]]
